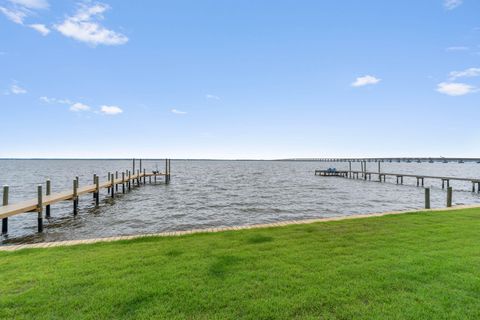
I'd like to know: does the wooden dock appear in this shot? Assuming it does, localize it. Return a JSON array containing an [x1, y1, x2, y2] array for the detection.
[[315, 169, 480, 193], [1, 159, 171, 236]]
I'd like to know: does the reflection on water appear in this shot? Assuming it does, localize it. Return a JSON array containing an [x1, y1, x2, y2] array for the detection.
[[1, 159, 479, 244]]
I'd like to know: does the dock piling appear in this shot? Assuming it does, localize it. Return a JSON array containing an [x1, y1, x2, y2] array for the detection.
[[46, 179, 51, 218], [73, 179, 78, 215], [95, 175, 100, 207], [133, 158, 135, 177], [2, 185, 9, 235], [107, 172, 111, 193], [37, 185, 43, 232], [143, 169, 146, 185], [93, 174, 97, 199], [110, 172, 115, 198], [122, 172, 125, 194], [165, 159, 168, 184], [425, 187, 430, 209], [447, 187, 453, 207], [115, 171, 119, 192]]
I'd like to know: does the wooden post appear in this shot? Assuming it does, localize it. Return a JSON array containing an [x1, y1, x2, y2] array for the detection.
[[107, 172, 111, 193], [447, 187, 453, 207], [110, 172, 115, 198], [122, 172, 125, 194], [442, 179, 445, 189], [37, 185, 43, 232], [46, 179, 51, 218], [73, 179, 78, 215], [472, 182, 475, 193], [140, 159, 142, 177], [425, 187, 430, 209], [416, 177, 419, 187], [93, 174, 97, 199], [401, 176, 404, 185], [133, 158, 135, 177], [137, 170, 140, 187], [169, 159, 171, 183], [154, 172, 157, 184], [165, 159, 168, 184], [143, 169, 146, 184], [115, 171, 119, 192], [95, 175, 99, 207], [349, 161, 352, 178], [128, 171, 131, 191], [2, 185, 8, 235]]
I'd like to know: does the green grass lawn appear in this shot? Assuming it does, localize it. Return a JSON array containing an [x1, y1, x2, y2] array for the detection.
[[1, 208, 480, 319]]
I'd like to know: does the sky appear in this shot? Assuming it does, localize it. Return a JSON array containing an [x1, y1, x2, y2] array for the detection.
[[0, 0, 479, 159]]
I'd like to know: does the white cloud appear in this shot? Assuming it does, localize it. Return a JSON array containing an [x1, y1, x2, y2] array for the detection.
[[351, 75, 381, 87], [39, 96, 73, 104], [446, 46, 469, 52], [0, 6, 26, 24], [0, 0, 48, 25], [8, 0, 49, 9], [171, 109, 187, 115], [449, 67, 480, 80], [436, 82, 476, 96], [29, 23, 50, 35], [206, 94, 221, 100], [70, 102, 90, 112], [55, 3, 128, 46], [39, 96, 53, 103], [10, 84, 27, 94], [100, 105, 123, 115], [444, 0, 463, 10]]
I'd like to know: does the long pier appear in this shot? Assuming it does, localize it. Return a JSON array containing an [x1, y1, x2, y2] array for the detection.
[[1, 159, 171, 236], [289, 157, 480, 163]]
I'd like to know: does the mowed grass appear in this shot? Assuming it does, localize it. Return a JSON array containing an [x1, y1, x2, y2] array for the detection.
[[1, 209, 480, 319]]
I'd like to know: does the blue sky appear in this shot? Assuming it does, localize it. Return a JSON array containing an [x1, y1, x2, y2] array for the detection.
[[0, 0, 479, 159]]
